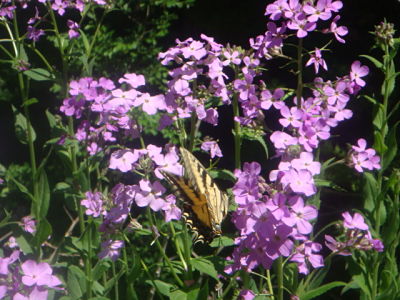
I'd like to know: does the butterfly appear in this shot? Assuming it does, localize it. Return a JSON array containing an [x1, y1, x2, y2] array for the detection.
[[161, 147, 229, 242]]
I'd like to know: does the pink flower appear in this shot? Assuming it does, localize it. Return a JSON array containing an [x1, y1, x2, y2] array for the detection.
[[350, 61, 369, 87], [201, 141, 223, 158], [342, 212, 369, 231], [109, 149, 138, 172], [21, 260, 62, 288], [306, 48, 328, 74]]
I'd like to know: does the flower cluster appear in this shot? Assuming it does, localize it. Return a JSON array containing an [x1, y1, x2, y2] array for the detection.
[[251, 0, 347, 59], [325, 212, 384, 255], [60, 74, 166, 155], [0, 250, 62, 299], [349, 138, 381, 172], [0, 0, 107, 43], [226, 162, 320, 275], [225, 0, 381, 276], [157, 34, 230, 128], [81, 144, 183, 261]]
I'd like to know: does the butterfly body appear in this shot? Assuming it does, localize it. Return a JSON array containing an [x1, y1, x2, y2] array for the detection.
[[162, 147, 228, 242]]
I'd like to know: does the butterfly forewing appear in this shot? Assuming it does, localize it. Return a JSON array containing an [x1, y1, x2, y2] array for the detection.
[[179, 148, 228, 235], [161, 147, 228, 242]]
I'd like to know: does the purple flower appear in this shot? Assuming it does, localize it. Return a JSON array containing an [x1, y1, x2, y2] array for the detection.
[[342, 212, 369, 230], [350, 61, 369, 87], [26, 26, 45, 42], [162, 195, 182, 222], [67, 20, 80, 39], [134, 93, 166, 115], [109, 149, 138, 172], [21, 216, 36, 234], [324, 15, 348, 43], [201, 141, 223, 158], [238, 289, 255, 300], [98, 240, 124, 261], [81, 191, 106, 217], [135, 179, 166, 212], [290, 241, 324, 274], [21, 260, 62, 288], [306, 48, 328, 74], [51, 0, 67, 15], [13, 287, 48, 300]]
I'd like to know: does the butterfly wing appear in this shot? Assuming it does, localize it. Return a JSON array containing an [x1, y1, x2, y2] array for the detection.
[[179, 147, 228, 235]]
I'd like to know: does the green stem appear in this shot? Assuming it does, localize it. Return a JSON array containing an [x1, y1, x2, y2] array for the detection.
[[112, 262, 119, 300], [276, 256, 283, 300], [371, 42, 391, 300], [266, 269, 275, 300], [296, 38, 303, 108], [146, 209, 184, 287], [232, 92, 241, 169]]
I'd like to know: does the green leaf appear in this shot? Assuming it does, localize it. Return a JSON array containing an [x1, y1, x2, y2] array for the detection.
[[33, 218, 52, 247], [104, 265, 126, 295], [54, 182, 71, 192], [46, 109, 57, 129], [362, 172, 378, 213], [169, 289, 187, 300], [92, 260, 111, 281], [191, 257, 218, 280], [208, 169, 236, 182], [187, 286, 200, 300], [15, 234, 33, 255], [8, 176, 33, 200], [363, 95, 378, 105], [382, 60, 396, 96], [300, 281, 346, 300], [360, 55, 383, 69], [24, 68, 54, 81], [22, 97, 39, 107], [36, 169, 50, 219], [145, 280, 173, 297], [382, 121, 399, 171], [67, 265, 86, 299], [209, 235, 234, 247], [80, 30, 91, 55], [314, 178, 346, 191], [12, 105, 36, 145]]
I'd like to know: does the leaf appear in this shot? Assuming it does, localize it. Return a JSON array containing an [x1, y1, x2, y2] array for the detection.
[[22, 97, 39, 107], [145, 279, 173, 297], [24, 68, 54, 81], [8, 176, 33, 201], [12, 105, 36, 145], [314, 178, 346, 191], [191, 257, 218, 280], [382, 121, 399, 171], [362, 172, 378, 213], [169, 289, 187, 300], [54, 182, 71, 192], [46, 109, 58, 129], [33, 218, 52, 247], [209, 235, 234, 247], [15, 234, 33, 255], [67, 265, 86, 299], [92, 260, 111, 281], [36, 169, 50, 219], [382, 60, 396, 96], [360, 55, 383, 69], [300, 281, 346, 300], [208, 169, 236, 182], [363, 95, 378, 105], [187, 286, 200, 300]]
